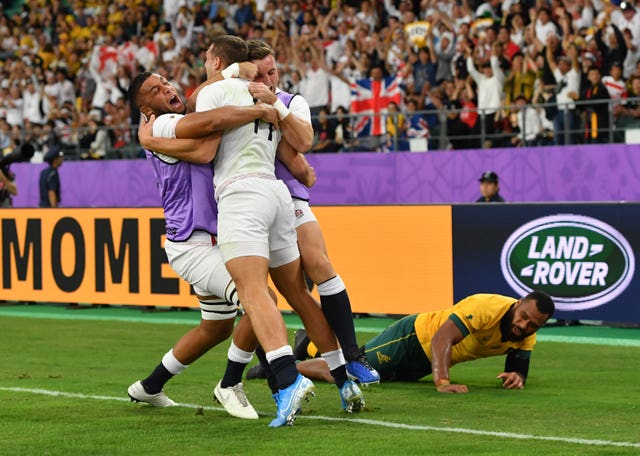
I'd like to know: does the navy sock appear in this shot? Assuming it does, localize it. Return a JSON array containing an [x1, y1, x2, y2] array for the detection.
[[269, 355, 299, 390], [220, 360, 247, 388], [321, 290, 359, 361], [255, 346, 279, 394], [141, 363, 173, 394], [330, 365, 348, 389]]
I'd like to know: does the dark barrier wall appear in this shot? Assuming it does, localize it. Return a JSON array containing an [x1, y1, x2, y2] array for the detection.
[[10, 143, 640, 207], [452, 203, 640, 323]]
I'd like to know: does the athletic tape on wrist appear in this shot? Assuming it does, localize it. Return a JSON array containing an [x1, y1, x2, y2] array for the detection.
[[221, 62, 240, 79], [273, 98, 291, 120]]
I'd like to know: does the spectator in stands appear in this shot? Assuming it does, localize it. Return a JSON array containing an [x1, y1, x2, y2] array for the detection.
[[86, 117, 112, 160], [404, 98, 430, 146], [292, 35, 330, 120], [447, 76, 481, 150], [621, 28, 639, 80], [511, 95, 546, 147], [423, 87, 447, 150], [534, 7, 558, 43], [0, 0, 635, 156], [412, 46, 437, 99], [614, 2, 640, 52], [4, 84, 24, 127], [595, 23, 628, 77], [22, 80, 45, 127], [580, 66, 612, 143], [384, 100, 408, 152], [504, 51, 537, 107], [433, 29, 456, 85], [497, 25, 521, 62], [602, 61, 628, 108], [311, 107, 340, 153], [56, 69, 76, 107], [546, 42, 581, 145], [614, 75, 640, 129], [466, 41, 505, 147]]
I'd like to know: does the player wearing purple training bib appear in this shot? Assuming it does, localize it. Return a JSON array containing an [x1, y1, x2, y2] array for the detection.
[[126, 65, 280, 420], [242, 40, 380, 387]]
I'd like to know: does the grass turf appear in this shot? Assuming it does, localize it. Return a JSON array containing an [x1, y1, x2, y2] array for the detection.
[[0, 304, 638, 455]]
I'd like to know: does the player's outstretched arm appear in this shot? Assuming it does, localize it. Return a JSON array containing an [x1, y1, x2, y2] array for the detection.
[[430, 319, 468, 393], [138, 114, 221, 163]]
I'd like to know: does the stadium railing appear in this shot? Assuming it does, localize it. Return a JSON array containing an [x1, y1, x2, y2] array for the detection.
[[6, 97, 639, 161]]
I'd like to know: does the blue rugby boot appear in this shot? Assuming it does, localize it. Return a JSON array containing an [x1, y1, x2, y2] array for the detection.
[[269, 374, 315, 427], [346, 354, 380, 385], [339, 379, 365, 413]]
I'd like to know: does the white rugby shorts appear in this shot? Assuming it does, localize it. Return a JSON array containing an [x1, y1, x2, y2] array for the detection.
[[216, 177, 299, 268], [164, 231, 238, 320], [292, 198, 317, 228]]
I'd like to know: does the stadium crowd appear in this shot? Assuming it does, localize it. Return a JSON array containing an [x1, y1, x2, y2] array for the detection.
[[0, 0, 639, 161]]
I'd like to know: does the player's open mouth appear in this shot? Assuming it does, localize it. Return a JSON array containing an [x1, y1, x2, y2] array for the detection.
[[169, 95, 181, 108], [512, 327, 521, 337]]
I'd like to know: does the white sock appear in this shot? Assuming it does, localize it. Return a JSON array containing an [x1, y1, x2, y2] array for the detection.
[[317, 275, 346, 296], [321, 349, 346, 371], [161, 349, 188, 375], [265, 345, 294, 363], [227, 341, 255, 364]]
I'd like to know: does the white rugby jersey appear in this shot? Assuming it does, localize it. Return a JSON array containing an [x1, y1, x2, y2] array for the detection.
[[196, 78, 281, 194]]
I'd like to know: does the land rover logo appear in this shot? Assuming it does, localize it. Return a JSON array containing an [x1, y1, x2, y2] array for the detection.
[[500, 214, 635, 310]]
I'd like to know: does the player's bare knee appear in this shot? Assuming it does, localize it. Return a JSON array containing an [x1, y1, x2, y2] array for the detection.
[[199, 318, 234, 342]]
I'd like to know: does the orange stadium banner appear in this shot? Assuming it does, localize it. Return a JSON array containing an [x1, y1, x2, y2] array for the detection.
[[0, 207, 453, 315]]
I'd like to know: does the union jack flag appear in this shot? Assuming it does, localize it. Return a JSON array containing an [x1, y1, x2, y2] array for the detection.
[[350, 74, 404, 137], [406, 114, 430, 138]]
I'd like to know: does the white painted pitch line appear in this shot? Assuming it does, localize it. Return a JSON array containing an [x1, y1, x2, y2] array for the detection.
[[536, 335, 640, 347], [1, 387, 638, 449]]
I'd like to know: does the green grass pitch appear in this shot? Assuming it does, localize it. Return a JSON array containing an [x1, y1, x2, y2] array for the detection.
[[0, 304, 638, 455]]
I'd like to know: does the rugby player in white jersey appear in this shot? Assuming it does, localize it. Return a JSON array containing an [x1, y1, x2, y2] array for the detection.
[[137, 36, 363, 426], [195, 35, 364, 427]]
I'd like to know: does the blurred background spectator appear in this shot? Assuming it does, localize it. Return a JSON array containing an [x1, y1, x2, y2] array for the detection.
[[0, 0, 637, 158]]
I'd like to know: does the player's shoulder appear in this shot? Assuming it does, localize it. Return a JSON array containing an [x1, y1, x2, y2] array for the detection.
[[198, 78, 248, 99], [456, 294, 516, 311], [156, 113, 184, 122], [289, 93, 310, 109], [153, 112, 185, 139]]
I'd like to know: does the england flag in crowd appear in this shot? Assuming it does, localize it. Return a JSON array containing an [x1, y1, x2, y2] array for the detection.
[[350, 74, 403, 137], [89, 40, 159, 80]]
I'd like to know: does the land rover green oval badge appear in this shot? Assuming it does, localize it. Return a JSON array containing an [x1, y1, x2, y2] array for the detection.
[[500, 214, 635, 310]]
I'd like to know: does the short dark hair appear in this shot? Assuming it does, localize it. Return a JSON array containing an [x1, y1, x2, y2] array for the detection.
[[247, 39, 274, 61], [211, 35, 248, 67], [128, 71, 153, 112], [525, 290, 555, 317]]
